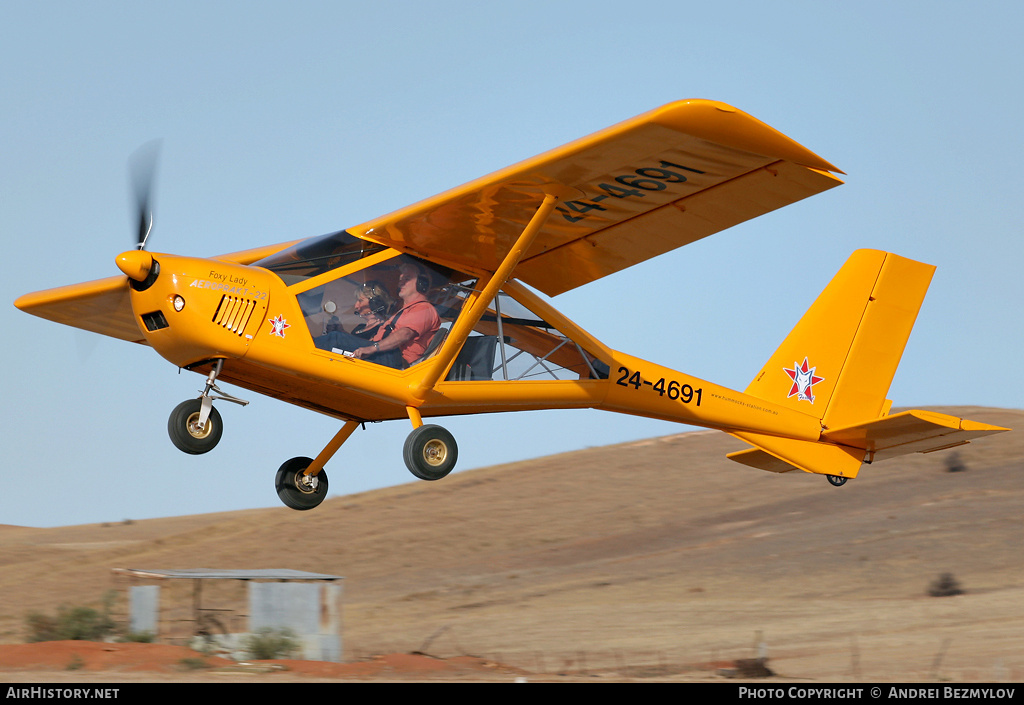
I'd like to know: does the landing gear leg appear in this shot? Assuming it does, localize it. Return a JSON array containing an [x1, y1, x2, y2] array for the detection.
[[167, 359, 248, 454], [276, 419, 360, 510]]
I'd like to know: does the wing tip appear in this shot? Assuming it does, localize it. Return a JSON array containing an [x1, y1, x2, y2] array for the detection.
[[650, 99, 843, 175]]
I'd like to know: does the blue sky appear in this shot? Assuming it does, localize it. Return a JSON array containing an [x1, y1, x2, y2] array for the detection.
[[2, 1, 1021, 527]]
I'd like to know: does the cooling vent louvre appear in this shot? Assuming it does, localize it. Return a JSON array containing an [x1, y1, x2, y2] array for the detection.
[[213, 295, 257, 335]]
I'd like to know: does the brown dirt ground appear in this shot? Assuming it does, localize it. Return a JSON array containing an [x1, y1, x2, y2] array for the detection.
[[0, 406, 1021, 683], [0, 641, 529, 682]]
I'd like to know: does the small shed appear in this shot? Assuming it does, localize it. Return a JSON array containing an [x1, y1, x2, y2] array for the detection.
[[112, 568, 344, 662]]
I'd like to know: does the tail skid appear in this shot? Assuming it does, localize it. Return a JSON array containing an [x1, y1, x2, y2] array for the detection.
[[730, 250, 1007, 480]]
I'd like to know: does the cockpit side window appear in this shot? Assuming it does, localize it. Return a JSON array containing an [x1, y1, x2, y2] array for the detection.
[[300, 255, 476, 370], [448, 290, 609, 381], [254, 230, 385, 285]]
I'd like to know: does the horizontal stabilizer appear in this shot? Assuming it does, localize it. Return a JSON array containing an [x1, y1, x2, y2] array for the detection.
[[822, 409, 1008, 462], [726, 447, 800, 474], [729, 410, 1008, 478], [728, 431, 865, 479]]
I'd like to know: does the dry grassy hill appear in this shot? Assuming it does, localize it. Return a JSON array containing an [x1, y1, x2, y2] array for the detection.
[[0, 406, 1021, 682]]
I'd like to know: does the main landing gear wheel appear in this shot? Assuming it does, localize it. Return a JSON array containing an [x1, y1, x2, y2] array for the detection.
[[167, 399, 223, 455], [276, 457, 329, 510], [403, 424, 458, 481], [826, 474, 849, 487]]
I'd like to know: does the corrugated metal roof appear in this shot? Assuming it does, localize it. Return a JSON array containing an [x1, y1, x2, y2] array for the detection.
[[112, 568, 343, 581]]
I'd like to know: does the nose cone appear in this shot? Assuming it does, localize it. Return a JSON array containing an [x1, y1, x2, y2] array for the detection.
[[116, 249, 155, 282]]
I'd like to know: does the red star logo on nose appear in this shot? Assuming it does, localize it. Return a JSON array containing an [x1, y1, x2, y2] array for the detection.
[[269, 315, 290, 338]]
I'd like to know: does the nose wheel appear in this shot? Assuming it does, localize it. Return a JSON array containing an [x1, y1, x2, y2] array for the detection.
[[168, 399, 224, 454], [167, 359, 248, 455]]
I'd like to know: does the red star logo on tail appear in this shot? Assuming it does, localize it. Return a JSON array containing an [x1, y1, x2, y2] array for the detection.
[[784, 357, 824, 404]]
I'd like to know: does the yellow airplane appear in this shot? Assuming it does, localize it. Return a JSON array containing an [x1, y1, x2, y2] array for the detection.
[[15, 100, 1008, 510]]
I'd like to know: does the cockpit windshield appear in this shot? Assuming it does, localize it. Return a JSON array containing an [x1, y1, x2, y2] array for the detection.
[[301, 255, 472, 370], [253, 230, 385, 285]]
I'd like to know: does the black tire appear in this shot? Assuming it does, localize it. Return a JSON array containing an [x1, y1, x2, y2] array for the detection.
[[276, 456, 329, 510], [403, 424, 458, 481], [167, 399, 223, 455], [826, 474, 849, 487]]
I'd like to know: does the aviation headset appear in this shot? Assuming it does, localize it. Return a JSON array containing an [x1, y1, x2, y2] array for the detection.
[[402, 262, 431, 295], [359, 281, 393, 317]]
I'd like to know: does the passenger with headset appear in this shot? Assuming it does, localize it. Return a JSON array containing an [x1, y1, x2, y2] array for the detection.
[[350, 261, 440, 367], [350, 281, 394, 339]]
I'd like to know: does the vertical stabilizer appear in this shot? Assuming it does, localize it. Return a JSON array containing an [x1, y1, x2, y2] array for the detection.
[[744, 250, 934, 429]]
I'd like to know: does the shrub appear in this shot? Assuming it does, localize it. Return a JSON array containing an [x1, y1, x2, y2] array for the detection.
[[178, 656, 212, 670], [121, 631, 155, 643], [25, 604, 116, 642], [243, 627, 297, 660], [24, 612, 60, 642], [928, 572, 964, 597], [944, 452, 967, 473]]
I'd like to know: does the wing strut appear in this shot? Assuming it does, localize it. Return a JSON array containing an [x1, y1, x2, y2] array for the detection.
[[409, 193, 560, 404]]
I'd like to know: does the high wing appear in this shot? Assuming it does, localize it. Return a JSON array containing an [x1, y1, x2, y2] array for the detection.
[[16, 100, 841, 336], [349, 99, 844, 296], [15, 275, 144, 343]]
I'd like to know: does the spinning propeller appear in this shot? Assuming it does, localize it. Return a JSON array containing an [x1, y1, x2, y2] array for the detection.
[[116, 140, 161, 287], [130, 139, 160, 250]]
